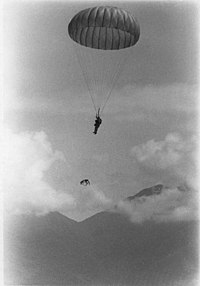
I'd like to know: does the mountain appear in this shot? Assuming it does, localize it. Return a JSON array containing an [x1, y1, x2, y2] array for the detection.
[[125, 184, 164, 201], [79, 211, 197, 285], [125, 183, 189, 202], [4, 187, 198, 286], [4, 212, 95, 285]]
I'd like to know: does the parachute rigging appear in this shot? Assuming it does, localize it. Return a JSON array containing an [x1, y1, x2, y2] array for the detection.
[[68, 6, 140, 115]]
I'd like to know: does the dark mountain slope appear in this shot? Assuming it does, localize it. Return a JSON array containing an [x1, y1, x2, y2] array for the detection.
[[4, 184, 198, 286], [4, 212, 95, 284], [79, 211, 198, 285], [4, 210, 198, 285], [126, 184, 164, 201]]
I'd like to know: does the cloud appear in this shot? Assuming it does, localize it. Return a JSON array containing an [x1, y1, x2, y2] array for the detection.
[[172, 276, 199, 286], [3, 129, 76, 215], [3, 129, 113, 218], [106, 83, 198, 115], [5, 82, 198, 120], [3, 128, 198, 223], [60, 184, 114, 221], [115, 185, 197, 223], [131, 133, 198, 188], [4, 90, 92, 115], [78, 185, 113, 211]]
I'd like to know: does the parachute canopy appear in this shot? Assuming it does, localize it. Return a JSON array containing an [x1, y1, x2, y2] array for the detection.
[[68, 6, 140, 114], [80, 179, 90, 186], [68, 6, 140, 50]]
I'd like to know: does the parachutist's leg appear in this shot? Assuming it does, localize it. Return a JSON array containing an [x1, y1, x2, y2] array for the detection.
[[93, 126, 98, 134]]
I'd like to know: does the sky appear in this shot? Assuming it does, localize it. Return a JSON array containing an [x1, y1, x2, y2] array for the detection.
[[3, 0, 199, 221]]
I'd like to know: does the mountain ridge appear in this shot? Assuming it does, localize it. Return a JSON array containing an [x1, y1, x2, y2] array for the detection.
[[4, 184, 198, 285]]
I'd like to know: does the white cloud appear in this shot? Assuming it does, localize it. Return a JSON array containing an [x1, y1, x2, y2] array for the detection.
[[131, 133, 198, 189], [2, 129, 114, 218], [61, 184, 114, 221], [115, 185, 197, 223], [3, 129, 76, 215], [80, 185, 113, 210], [3, 128, 198, 223], [75, 185, 113, 212]]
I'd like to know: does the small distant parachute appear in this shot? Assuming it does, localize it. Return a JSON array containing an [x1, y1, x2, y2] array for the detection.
[[80, 179, 90, 186], [68, 6, 140, 115]]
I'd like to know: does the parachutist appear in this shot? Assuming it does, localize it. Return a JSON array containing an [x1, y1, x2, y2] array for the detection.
[[93, 108, 102, 134]]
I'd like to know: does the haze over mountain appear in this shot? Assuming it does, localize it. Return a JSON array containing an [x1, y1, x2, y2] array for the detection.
[[4, 185, 198, 286]]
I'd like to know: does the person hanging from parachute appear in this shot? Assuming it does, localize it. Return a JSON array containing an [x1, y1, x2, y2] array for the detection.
[[93, 108, 102, 134], [68, 6, 140, 133]]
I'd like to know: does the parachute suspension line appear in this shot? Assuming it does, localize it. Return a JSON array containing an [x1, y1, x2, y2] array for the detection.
[[68, 7, 140, 117], [74, 46, 97, 113], [91, 50, 101, 109], [100, 52, 129, 115]]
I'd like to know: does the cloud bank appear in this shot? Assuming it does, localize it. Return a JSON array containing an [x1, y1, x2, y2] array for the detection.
[[3, 129, 76, 215], [131, 133, 198, 189], [75, 185, 113, 213], [3, 129, 197, 223], [3, 129, 112, 217], [112, 132, 198, 223], [115, 185, 197, 223], [5, 82, 197, 118]]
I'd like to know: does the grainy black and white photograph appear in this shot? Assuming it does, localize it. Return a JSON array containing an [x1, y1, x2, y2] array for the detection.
[[3, 0, 199, 285]]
